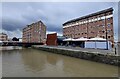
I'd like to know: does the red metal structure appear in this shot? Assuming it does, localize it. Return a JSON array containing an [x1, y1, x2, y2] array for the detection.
[[46, 33, 57, 46]]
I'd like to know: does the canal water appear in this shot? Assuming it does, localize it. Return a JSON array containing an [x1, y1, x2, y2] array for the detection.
[[1, 46, 119, 77]]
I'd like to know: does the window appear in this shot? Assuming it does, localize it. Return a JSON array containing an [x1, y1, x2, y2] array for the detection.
[[103, 36, 105, 38], [102, 19, 104, 22], [100, 24, 104, 27], [107, 24, 110, 27], [108, 30, 111, 33], [108, 36, 111, 38], [89, 19, 91, 22], [91, 31, 94, 34], [83, 27, 86, 29], [107, 18, 110, 21], [97, 25, 100, 27], [100, 36, 102, 38]]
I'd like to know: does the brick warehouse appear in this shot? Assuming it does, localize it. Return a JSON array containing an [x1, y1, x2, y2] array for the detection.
[[63, 8, 114, 46], [22, 21, 46, 43], [0, 33, 8, 41]]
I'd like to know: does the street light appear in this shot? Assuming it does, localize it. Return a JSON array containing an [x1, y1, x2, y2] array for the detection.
[[114, 33, 117, 55]]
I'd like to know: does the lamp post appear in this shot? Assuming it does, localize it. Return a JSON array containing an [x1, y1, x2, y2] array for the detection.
[[114, 33, 117, 55], [115, 45, 117, 55]]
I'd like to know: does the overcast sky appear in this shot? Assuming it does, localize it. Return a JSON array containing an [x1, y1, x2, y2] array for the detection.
[[1, 2, 118, 41]]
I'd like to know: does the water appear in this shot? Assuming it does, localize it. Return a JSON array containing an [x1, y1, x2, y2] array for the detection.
[[1, 46, 119, 77]]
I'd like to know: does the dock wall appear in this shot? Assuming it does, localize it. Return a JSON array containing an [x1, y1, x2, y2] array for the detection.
[[32, 46, 120, 66]]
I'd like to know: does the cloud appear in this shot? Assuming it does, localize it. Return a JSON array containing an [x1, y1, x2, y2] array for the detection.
[[2, 17, 25, 31], [2, 2, 118, 41], [1, 29, 22, 39]]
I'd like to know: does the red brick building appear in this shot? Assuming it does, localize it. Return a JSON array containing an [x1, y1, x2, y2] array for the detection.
[[46, 33, 57, 46], [63, 8, 114, 45], [0, 33, 8, 41], [22, 21, 46, 43]]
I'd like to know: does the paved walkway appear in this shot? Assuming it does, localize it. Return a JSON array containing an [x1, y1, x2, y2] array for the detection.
[[34, 45, 118, 56]]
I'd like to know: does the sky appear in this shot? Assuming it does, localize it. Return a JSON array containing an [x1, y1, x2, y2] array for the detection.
[[1, 2, 119, 41]]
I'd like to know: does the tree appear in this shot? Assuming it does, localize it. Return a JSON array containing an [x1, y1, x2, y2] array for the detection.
[[12, 37, 19, 41]]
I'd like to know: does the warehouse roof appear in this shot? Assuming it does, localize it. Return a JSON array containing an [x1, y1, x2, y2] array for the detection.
[[63, 8, 113, 26]]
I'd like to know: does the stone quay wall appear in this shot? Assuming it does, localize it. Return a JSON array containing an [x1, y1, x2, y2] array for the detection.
[[32, 46, 120, 66]]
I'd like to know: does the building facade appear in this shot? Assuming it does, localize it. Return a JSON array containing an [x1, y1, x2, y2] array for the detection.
[[22, 21, 46, 43], [63, 8, 114, 45], [46, 33, 57, 46], [0, 33, 8, 41]]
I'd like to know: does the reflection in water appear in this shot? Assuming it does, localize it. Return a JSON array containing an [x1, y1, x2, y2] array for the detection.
[[63, 57, 118, 77], [0, 46, 22, 51], [2, 47, 119, 77], [21, 48, 46, 72], [46, 54, 58, 65]]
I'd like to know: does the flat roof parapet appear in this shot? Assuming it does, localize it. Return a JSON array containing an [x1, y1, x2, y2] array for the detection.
[[63, 8, 113, 26]]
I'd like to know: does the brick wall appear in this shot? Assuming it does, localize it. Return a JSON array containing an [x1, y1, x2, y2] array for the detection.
[[46, 33, 57, 46]]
